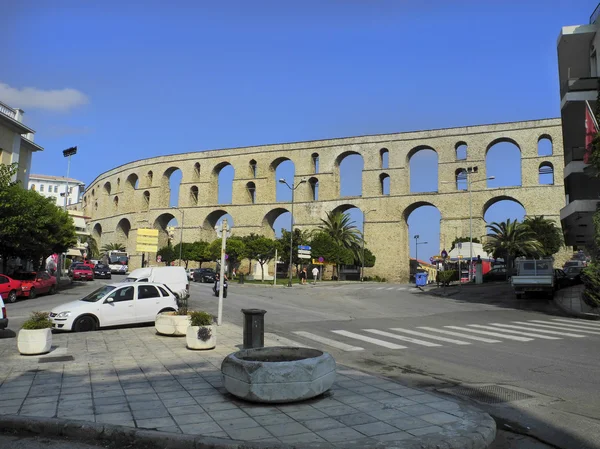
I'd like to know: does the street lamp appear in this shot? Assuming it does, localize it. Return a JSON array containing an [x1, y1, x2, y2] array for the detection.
[[62, 146, 77, 212], [442, 167, 495, 281], [279, 177, 306, 287], [171, 207, 185, 266], [414, 235, 428, 264], [361, 209, 376, 282]]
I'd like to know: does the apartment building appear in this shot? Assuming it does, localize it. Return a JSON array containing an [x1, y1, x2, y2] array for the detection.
[[29, 174, 85, 207]]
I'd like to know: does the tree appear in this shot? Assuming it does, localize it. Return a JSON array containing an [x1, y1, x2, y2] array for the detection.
[[277, 229, 311, 274], [355, 248, 376, 268], [189, 240, 212, 268], [209, 236, 247, 276], [450, 237, 481, 251], [522, 216, 564, 257], [157, 244, 176, 266], [483, 219, 543, 274], [172, 242, 196, 269], [310, 231, 354, 279], [100, 242, 126, 256], [245, 236, 279, 281], [318, 211, 362, 254], [242, 234, 262, 274], [0, 163, 18, 189], [82, 235, 99, 259]]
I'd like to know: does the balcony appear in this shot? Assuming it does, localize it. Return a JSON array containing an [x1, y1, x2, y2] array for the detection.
[[561, 77, 599, 106], [0, 101, 16, 120], [561, 199, 597, 246]]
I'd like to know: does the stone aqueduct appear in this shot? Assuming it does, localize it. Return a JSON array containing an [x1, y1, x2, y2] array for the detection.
[[83, 118, 565, 282]]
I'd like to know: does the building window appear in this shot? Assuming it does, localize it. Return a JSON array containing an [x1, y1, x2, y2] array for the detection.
[[40, 184, 44, 192], [54, 186, 58, 193], [68, 198, 72, 205]]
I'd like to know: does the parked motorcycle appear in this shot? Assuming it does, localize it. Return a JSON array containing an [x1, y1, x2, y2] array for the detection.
[[213, 279, 228, 298]]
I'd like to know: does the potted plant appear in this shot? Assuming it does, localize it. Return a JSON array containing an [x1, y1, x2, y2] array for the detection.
[[18, 311, 53, 355], [155, 294, 190, 336], [186, 311, 216, 350]]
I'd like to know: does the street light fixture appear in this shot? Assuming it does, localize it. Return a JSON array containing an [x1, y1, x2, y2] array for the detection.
[[171, 207, 185, 266], [361, 209, 376, 282], [414, 235, 428, 265], [62, 146, 77, 211], [442, 168, 495, 281], [279, 177, 306, 287]]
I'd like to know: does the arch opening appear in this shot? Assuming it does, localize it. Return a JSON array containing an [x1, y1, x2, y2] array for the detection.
[[538, 136, 553, 156], [154, 213, 177, 249], [194, 163, 201, 179], [404, 202, 441, 269], [203, 210, 234, 231], [147, 170, 153, 187], [214, 163, 234, 204], [190, 185, 199, 205], [249, 159, 257, 178], [539, 162, 554, 185], [92, 223, 102, 245], [309, 177, 319, 201], [272, 158, 295, 202], [455, 168, 467, 190], [126, 173, 139, 191], [483, 197, 526, 225], [380, 173, 390, 195], [337, 152, 364, 197], [113, 196, 119, 210], [312, 153, 319, 173], [456, 142, 467, 160], [380, 148, 389, 169], [163, 167, 183, 207], [103, 182, 111, 196], [486, 139, 521, 188], [408, 147, 438, 193], [264, 208, 291, 238], [142, 191, 150, 210], [115, 218, 131, 246], [246, 181, 256, 204]]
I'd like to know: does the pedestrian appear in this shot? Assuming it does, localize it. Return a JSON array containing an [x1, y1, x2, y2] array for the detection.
[[312, 266, 319, 284], [300, 268, 307, 285], [232, 268, 236, 279]]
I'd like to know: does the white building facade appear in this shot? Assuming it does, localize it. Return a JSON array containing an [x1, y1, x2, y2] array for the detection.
[[28, 174, 85, 207]]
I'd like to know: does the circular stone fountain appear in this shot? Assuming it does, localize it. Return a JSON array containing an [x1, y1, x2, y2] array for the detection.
[[221, 347, 336, 403]]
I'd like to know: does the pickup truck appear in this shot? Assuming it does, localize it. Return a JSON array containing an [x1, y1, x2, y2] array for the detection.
[[511, 259, 554, 299]]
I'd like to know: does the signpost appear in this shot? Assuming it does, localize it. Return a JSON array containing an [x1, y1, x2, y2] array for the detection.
[[215, 220, 230, 326], [136, 228, 159, 269], [297, 245, 312, 260]]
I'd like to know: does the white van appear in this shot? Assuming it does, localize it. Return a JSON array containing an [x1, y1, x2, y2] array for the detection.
[[126, 267, 189, 299]]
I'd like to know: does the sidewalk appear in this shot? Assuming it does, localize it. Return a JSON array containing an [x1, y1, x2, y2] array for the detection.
[[0, 321, 496, 449]]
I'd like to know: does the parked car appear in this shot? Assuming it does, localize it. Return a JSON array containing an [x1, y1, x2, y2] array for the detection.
[[12, 271, 57, 299], [72, 265, 94, 281], [68, 262, 84, 277], [554, 269, 573, 290], [0, 297, 7, 330], [193, 268, 216, 283], [511, 259, 554, 299], [564, 266, 584, 285], [49, 282, 178, 332], [563, 260, 586, 270], [186, 269, 195, 281], [482, 266, 516, 282], [126, 267, 189, 299], [0, 274, 22, 303], [93, 263, 112, 279]]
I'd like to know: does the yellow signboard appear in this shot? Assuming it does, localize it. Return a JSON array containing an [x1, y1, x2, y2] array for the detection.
[[136, 244, 159, 253], [136, 228, 159, 253]]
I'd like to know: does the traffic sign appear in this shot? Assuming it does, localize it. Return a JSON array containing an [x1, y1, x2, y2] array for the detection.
[[298, 254, 312, 259], [441, 249, 448, 259], [298, 249, 311, 255], [136, 228, 159, 253], [298, 245, 311, 250], [318, 257, 324, 263]]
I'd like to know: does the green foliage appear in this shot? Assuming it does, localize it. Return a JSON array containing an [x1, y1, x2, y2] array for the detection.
[[483, 219, 543, 270], [0, 163, 18, 189], [172, 242, 197, 268], [189, 311, 213, 327], [209, 236, 246, 275], [363, 275, 387, 282], [245, 236, 279, 281], [582, 263, 600, 308], [522, 216, 563, 257], [450, 237, 480, 251], [100, 242, 126, 256], [438, 270, 457, 285], [157, 244, 176, 266], [277, 229, 311, 269], [83, 235, 99, 259], [318, 211, 362, 253], [0, 181, 77, 270], [310, 231, 354, 279], [355, 248, 376, 268], [189, 240, 212, 267], [65, 258, 72, 269], [22, 311, 53, 330]]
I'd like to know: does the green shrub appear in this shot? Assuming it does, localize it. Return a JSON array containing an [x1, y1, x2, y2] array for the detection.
[[22, 311, 52, 330], [438, 270, 457, 285], [189, 311, 213, 327], [65, 259, 72, 269], [581, 264, 600, 308]]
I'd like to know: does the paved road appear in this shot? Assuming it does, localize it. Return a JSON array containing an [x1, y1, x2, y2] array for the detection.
[[2, 279, 598, 448]]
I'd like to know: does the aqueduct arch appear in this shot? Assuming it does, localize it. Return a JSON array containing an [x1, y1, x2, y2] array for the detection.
[[84, 118, 566, 282]]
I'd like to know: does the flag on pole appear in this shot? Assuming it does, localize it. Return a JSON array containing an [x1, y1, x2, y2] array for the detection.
[[584, 100, 599, 164]]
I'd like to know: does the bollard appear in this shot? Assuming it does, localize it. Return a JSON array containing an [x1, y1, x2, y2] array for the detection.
[[238, 273, 245, 284], [242, 309, 267, 349]]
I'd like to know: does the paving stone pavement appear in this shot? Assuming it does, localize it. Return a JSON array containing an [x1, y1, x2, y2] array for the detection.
[[0, 322, 495, 448]]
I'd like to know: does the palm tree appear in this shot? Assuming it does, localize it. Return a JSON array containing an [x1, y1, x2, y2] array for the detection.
[[484, 219, 543, 274], [83, 235, 99, 259], [100, 242, 126, 256], [318, 211, 362, 252]]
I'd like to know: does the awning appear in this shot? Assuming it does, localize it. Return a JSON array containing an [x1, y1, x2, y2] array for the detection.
[[66, 248, 82, 257]]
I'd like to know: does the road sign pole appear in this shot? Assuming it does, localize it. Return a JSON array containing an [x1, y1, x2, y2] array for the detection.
[[217, 219, 228, 326], [273, 249, 277, 286]]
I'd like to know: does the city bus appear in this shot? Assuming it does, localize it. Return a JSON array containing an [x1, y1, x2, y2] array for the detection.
[[107, 250, 129, 274]]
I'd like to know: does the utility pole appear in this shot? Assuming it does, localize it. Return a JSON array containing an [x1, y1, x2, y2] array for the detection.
[[278, 178, 306, 287]]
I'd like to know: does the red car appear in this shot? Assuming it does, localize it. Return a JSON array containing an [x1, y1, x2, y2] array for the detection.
[[0, 274, 22, 303], [72, 265, 94, 281], [13, 271, 57, 298]]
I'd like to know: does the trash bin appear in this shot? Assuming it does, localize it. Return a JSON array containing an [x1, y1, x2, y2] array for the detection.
[[415, 272, 428, 287], [242, 309, 267, 349], [238, 273, 245, 284]]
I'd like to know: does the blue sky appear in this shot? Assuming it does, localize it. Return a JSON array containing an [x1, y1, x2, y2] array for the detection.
[[2, 0, 595, 261]]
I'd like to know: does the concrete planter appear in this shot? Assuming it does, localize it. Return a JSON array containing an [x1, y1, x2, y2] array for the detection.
[[155, 313, 190, 336], [221, 347, 336, 403], [18, 328, 52, 355], [186, 325, 216, 350]]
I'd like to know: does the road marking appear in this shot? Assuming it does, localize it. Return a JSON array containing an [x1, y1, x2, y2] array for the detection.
[[396, 288, 407, 291], [386, 287, 395, 290], [487, 323, 586, 338], [389, 328, 471, 345], [377, 287, 385, 290], [293, 331, 364, 351], [520, 321, 600, 335], [551, 318, 600, 328], [331, 330, 406, 349], [467, 324, 561, 340], [443, 326, 533, 342], [363, 329, 442, 347], [418, 327, 501, 343]]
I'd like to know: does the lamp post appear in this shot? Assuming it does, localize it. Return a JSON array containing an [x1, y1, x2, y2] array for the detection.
[[442, 168, 494, 281], [279, 177, 306, 287], [414, 234, 428, 264], [62, 146, 77, 211], [171, 207, 185, 266], [361, 209, 376, 282]]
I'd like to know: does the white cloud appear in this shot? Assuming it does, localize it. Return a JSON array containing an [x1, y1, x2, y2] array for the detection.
[[0, 82, 89, 112]]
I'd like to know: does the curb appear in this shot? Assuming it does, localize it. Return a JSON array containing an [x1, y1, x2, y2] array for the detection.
[[553, 297, 600, 320], [0, 413, 496, 449]]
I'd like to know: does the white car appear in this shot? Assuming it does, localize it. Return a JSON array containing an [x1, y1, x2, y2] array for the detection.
[[0, 297, 7, 330], [49, 282, 178, 332]]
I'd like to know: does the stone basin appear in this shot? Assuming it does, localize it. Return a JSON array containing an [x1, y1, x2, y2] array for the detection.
[[221, 347, 336, 403]]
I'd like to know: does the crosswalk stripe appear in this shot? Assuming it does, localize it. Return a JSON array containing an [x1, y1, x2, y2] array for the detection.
[[363, 329, 442, 347], [389, 328, 471, 345], [386, 287, 394, 290], [396, 287, 407, 291], [293, 331, 364, 351], [444, 326, 533, 342], [467, 324, 561, 340], [520, 321, 600, 335], [418, 327, 501, 343], [552, 318, 600, 328], [487, 323, 586, 338], [331, 330, 406, 349], [377, 287, 385, 290]]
